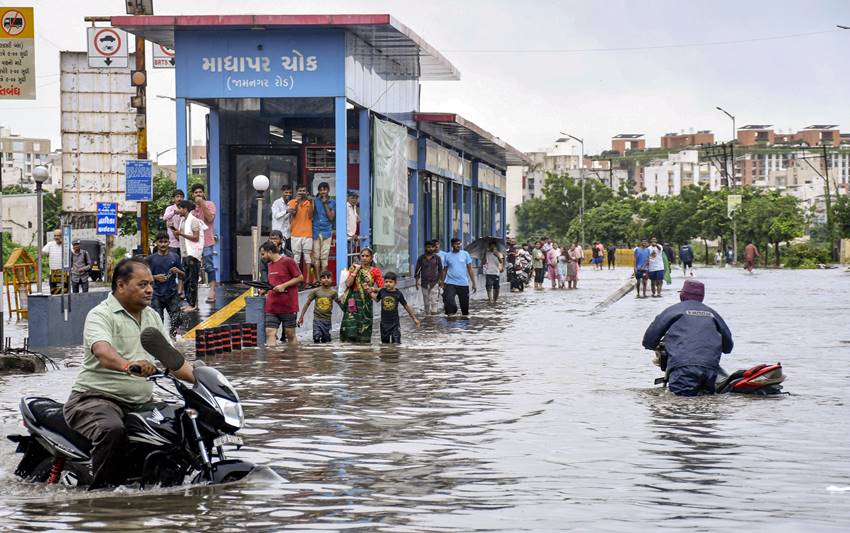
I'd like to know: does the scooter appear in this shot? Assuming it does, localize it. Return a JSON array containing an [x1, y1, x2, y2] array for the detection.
[[653, 343, 786, 395], [6, 328, 255, 488]]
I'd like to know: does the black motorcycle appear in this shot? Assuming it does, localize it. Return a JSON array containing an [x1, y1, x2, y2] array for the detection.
[[653, 343, 786, 395], [7, 328, 255, 488]]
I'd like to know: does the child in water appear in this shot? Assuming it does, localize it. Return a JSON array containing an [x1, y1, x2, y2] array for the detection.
[[557, 254, 568, 289], [373, 272, 420, 343], [297, 270, 338, 343]]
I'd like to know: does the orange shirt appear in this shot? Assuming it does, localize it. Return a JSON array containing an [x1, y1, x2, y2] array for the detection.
[[288, 199, 313, 238]]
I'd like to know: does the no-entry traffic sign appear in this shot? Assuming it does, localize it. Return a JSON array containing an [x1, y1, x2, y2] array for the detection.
[[153, 43, 175, 69], [87, 26, 128, 68]]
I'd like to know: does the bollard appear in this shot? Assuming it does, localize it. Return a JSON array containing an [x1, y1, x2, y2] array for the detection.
[[195, 329, 208, 357], [220, 325, 232, 353], [230, 324, 242, 350], [242, 323, 258, 348], [209, 327, 222, 355]]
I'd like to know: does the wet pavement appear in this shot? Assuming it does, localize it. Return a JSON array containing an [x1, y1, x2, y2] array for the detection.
[[0, 267, 849, 532]]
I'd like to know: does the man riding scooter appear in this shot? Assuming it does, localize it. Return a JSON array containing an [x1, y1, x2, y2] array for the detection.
[[641, 279, 734, 396]]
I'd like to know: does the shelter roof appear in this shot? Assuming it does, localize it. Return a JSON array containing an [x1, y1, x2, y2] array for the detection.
[[740, 124, 773, 130], [803, 124, 838, 130], [414, 113, 530, 168], [612, 133, 644, 139], [110, 14, 459, 81]]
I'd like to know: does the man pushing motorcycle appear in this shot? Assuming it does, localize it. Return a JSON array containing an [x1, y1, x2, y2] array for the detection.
[[641, 279, 734, 396], [63, 257, 196, 489]]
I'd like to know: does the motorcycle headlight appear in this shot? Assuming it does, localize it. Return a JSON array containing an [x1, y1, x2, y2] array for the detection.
[[214, 396, 245, 429]]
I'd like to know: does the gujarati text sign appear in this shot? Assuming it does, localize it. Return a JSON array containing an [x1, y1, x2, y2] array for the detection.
[[0, 7, 35, 100]]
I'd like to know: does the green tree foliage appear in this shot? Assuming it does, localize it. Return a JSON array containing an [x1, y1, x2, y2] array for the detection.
[[2, 184, 32, 194], [834, 195, 850, 239], [516, 181, 807, 264], [119, 172, 182, 236], [43, 189, 62, 231], [515, 172, 615, 241]]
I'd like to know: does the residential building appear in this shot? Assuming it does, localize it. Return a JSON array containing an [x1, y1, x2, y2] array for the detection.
[[523, 137, 583, 199], [0, 126, 57, 189], [611, 134, 645, 155], [660, 130, 714, 149], [642, 150, 722, 197]]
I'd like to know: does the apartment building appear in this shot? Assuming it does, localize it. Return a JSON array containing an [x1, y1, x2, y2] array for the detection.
[[0, 126, 56, 188], [642, 150, 722, 197], [660, 130, 714, 149]]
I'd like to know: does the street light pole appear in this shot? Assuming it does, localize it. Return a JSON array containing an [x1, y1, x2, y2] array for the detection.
[[33, 166, 49, 294], [252, 175, 270, 281], [716, 106, 737, 265], [561, 132, 585, 244]]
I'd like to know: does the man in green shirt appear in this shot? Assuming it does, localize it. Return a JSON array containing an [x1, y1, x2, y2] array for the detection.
[[64, 257, 195, 488]]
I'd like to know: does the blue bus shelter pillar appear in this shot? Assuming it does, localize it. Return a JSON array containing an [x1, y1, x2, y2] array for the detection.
[[358, 108, 371, 249], [447, 180, 454, 240], [208, 108, 223, 277], [334, 97, 348, 275], [176, 98, 188, 194]]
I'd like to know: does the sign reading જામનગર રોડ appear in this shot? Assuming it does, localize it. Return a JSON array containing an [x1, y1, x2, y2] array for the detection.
[[0, 7, 35, 100]]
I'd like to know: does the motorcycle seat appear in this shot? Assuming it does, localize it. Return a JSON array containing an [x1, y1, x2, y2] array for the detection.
[[26, 398, 92, 454]]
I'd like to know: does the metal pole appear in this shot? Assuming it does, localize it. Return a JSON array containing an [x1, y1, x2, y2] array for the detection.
[[823, 145, 836, 260], [135, 28, 149, 255], [187, 103, 192, 179], [580, 139, 585, 245], [254, 194, 263, 280], [36, 183, 43, 293]]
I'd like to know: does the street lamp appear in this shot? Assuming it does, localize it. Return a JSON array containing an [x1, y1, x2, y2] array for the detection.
[[560, 132, 585, 245], [252, 174, 270, 280], [32, 166, 49, 293], [716, 106, 738, 265]]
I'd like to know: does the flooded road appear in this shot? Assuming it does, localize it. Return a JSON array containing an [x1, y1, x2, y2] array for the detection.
[[1, 267, 848, 531]]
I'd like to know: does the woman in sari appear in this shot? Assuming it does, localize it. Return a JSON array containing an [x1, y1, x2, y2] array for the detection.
[[339, 248, 384, 343]]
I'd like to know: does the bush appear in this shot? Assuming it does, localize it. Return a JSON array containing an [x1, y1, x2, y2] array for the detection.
[[112, 246, 128, 263], [782, 242, 831, 269]]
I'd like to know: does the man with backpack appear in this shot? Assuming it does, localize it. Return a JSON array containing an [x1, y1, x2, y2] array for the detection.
[[70, 239, 92, 293]]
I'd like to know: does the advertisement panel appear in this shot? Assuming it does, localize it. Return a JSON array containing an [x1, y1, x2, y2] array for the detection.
[[372, 117, 410, 274]]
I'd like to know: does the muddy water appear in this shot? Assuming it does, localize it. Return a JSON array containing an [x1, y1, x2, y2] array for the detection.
[[0, 268, 848, 532]]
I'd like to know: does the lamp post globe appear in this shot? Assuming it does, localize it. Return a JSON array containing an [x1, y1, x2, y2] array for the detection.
[[32, 165, 49, 184], [252, 174, 270, 193]]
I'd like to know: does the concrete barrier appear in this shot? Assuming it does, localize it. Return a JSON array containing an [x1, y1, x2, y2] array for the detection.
[[27, 291, 109, 348]]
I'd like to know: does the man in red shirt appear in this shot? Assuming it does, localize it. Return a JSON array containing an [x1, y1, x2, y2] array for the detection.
[[260, 241, 303, 346]]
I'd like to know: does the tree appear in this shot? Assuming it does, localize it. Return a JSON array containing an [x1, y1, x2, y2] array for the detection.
[[43, 189, 62, 231], [737, 191, 804, 266], [515, 172, 615, 242], [119, 172, 181, 237], [2, 184, 32, 194], [568, 197, 640, 245]]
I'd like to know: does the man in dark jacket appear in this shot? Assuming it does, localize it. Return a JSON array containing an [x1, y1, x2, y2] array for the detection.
[[642, 279, 733, 396], [679, 244, 695, 276]]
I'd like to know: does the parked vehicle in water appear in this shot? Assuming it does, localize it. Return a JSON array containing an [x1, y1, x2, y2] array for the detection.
[[6, 328, 254, 488]]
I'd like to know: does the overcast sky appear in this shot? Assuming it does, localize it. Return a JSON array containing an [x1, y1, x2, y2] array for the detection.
[[2, 0, 850, 161]]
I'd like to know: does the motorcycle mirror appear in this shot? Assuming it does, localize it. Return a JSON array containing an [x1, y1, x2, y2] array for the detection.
[[140, 327, 186, 371]]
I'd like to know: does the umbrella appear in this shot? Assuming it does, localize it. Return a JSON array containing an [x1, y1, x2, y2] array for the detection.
[[465, 237, 505, 259]]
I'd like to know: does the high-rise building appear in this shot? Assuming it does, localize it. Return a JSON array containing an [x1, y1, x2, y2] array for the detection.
[[0, 126, 55, 188]]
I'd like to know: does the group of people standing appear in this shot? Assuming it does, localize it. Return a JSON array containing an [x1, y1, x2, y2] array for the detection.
[[269, 182, 361, 286], [506, 238, 584, 291]]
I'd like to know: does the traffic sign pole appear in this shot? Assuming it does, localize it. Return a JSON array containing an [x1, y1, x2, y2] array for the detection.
[[135, 27, 149, 254]]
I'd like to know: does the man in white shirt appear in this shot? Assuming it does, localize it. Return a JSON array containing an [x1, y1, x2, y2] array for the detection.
[[270, 185, 293, 254], [42, 228, 68, 294], [346, 191, 360, 255], [647, 236, 666, 297]]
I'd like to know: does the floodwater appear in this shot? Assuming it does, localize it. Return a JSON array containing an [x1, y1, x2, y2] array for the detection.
[[1, 267, 849, 532]]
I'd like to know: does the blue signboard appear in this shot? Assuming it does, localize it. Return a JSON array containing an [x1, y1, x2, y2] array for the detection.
[[96, 202, 118, 235], [125, 159, 153, 201], [175, 29, 345, 98]]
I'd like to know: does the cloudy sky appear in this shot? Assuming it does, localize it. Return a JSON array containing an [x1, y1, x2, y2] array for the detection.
[[2, 0, 850, 160]]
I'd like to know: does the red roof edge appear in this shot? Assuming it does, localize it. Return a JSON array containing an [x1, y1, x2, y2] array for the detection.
[[111, 14, 391, 28], [415, 113, 458, 123]]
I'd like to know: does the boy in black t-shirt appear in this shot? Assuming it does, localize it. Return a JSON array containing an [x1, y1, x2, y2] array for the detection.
[[374, 272, 420, 344]]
